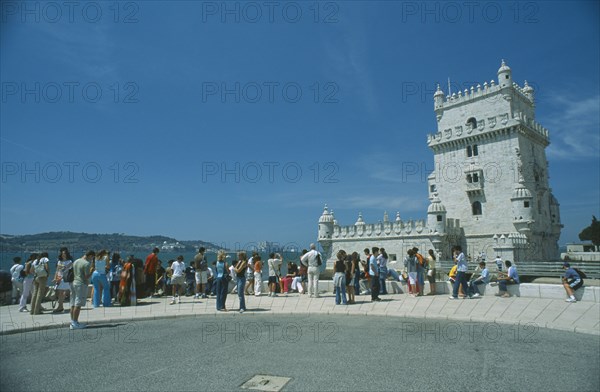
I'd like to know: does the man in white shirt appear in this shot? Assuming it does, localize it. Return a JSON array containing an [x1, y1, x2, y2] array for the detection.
[[300, 243, 321, 298]]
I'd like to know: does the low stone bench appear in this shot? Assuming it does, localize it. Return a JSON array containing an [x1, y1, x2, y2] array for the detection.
[[287, 280, 599, 302]]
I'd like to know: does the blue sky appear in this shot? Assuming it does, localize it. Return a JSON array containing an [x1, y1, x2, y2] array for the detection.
[[1, 1, 599, 249]]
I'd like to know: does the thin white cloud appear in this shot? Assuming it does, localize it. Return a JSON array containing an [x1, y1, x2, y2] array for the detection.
[[545, 95, 600, 160], [321, 18, 379, 116]]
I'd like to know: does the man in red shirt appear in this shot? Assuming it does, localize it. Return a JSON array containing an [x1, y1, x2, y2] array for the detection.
[[144, 247, 160, 297]]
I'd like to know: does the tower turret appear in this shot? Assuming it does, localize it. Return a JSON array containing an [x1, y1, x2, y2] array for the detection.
[[434, 84, 445, 121], [318, 204, 334, 240], [523, 80, 534, 102], [497, 59, 512, 88], [427, 194, 447, 234], [511, 181, 534, 234]]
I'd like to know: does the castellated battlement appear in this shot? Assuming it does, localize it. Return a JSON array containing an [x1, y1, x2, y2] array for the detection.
[[436, 80, 534, 110]]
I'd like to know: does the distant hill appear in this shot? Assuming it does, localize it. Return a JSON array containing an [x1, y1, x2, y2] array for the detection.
[[0, 232, 221, 253]]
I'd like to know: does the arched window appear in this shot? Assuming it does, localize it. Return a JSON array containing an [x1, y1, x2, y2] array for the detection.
[[472, 201, 482, 215], [467, 174, 473, 183], [467, 117, 477, 129]]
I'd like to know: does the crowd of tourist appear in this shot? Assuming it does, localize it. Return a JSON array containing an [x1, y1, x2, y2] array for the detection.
[[7, 242, 586, 329]]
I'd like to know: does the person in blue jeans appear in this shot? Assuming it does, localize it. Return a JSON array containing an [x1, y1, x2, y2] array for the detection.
[[378, 248, 389, 295], [91, 250, 112, 307], [333, 250, 347, 305], [215, 251, 229, 311], [468, 261, 489, 297], [233, 252, 248, 313], [450, 246, 468, 299]]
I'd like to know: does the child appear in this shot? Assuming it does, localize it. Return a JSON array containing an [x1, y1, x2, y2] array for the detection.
[[170, 256, 185, 304]]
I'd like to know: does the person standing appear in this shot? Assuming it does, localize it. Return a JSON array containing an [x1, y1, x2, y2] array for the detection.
[[70, 251, 94, 329], [253, 255, 263, 296], [118, 255, 137, 306], [267, 253, 282, 297], [426, 249, 437, 295], [333, 250, 348, 305], [244, 251, 257, 296], [18, 253, 37, 312], [170, 256, 185, 304], [404, 249, 418, 296], [450, 246, 468, 300], [30, 252, 49, 315], [413, 247, 426, 296], [53, 248, 73, 313], [234, 252, 248, 313], [494, 255, 503, 272], [377, 248, 389, 295], [300, 244, 321, 298], [10, 257, 24, 305], [215, 251, 229, 311], [144, 247, 160, 298], [369, 247, 381, 302], [194, 247, 208, 299], [91, 250, 111, 307], [109, 253, 123, 302]]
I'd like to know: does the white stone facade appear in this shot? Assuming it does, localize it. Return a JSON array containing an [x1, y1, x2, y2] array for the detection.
[[318, 61, 562, 265]]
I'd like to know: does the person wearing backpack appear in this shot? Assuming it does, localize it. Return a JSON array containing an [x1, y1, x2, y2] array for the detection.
[[562, 262, 584, 303], [30, 252, 49, 315], [18, 253, 37, 312]]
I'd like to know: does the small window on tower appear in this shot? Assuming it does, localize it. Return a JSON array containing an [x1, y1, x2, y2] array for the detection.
[[473, 145, 479, 156], [473, 173, 479, 183], [524, 201, 530, 208], [437, 215, 443, 222], [467, 117, 477, 129], [472, 201, 482, 215], [466, 145, 472, 157], [430, 184, 437, 193], [467, 174, 473, 183]]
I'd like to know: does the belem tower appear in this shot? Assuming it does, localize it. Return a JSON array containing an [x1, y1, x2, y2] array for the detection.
[[318, 61, 563, 265]]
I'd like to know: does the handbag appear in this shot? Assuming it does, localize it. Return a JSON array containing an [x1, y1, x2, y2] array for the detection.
[[427, 269, 434, 277], [317, 254, 322, 266]]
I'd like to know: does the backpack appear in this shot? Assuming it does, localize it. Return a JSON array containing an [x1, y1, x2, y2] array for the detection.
[[34, 260, 48, 278], [64, 267, 75, 283], [574, 268, 587, 279]]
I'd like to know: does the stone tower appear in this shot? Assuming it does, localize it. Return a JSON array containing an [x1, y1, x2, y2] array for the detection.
[[426, 60, 562, 262]]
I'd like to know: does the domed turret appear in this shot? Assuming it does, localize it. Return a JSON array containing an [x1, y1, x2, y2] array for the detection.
[[355, 212, 365, 226], [427, 194, 447, 234], [434, 84, 445, 108], [523, 80, 534, 102], [318, 204, 334, 240], [497, 59, 512, 88], [511, 182, 534, 234]]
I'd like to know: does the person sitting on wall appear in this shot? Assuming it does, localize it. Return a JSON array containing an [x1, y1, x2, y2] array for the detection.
[[496, 260, 519, 298], [468, 261, 489, 298], [561, 262, 584, 303]]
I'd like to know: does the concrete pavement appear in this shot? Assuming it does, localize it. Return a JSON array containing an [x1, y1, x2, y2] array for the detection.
[[1, 285, 598, 336]]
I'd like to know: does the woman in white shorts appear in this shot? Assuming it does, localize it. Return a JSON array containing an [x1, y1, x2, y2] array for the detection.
[[403, 249, 419, 297]]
